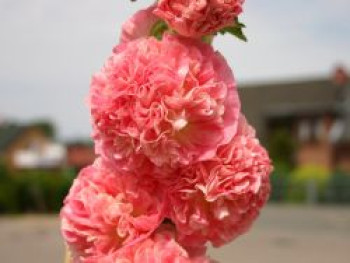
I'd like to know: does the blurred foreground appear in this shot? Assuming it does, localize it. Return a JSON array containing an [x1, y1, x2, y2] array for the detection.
[[0, 205, 349, 263]]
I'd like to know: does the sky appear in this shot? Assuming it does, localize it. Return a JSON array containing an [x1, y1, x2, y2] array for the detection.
[[0, 0, 350, 139]]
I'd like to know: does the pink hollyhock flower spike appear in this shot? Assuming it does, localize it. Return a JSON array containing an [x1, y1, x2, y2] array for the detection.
[[167, 115, 272, 248], [60, 159, 165, 263], [90, 34, 240, 170], [154, 0, 245, 38]]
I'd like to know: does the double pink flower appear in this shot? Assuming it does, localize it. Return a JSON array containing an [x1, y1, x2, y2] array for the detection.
[[90, 34, 240, 170], [121, 1, 245, 40], [155, 0, 245, 37], [61, 160, 165, 262]]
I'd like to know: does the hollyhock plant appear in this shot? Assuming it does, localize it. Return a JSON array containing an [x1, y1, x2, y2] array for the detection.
[[61, 1, 272, 261], [99, 227, 212, 263], [90, 34, 240, 170], [167, 115, 272, 248], [154, 0, 245, 38], [120, 5, 160, 44], [60, 159, 165, 262]]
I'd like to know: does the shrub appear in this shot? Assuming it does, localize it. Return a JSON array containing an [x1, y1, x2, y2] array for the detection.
[[268, 128, 296, 166], [269, 162, 290, 202], [13, 170, 73, 213], [0, 179, 20, 213], [287, 165, 330, 203], [0, 168, 74, 214], [325, 170, 350, 204], [0, 161, 20, 213]]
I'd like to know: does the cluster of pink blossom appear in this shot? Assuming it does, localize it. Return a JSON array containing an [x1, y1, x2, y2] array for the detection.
[[121, 1, 245, 43], [61, 1, 272, 262], [154, 0, 245, 38]]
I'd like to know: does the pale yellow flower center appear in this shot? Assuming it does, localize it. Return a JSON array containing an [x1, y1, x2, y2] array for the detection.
[[173, 118, 188, 131]]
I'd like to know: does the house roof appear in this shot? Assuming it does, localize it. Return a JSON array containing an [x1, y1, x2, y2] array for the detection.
[[0, 124, 25, 153], [239, 78, 339, 115], [0, 120, 57, 154], [238, 77, 350, 142]]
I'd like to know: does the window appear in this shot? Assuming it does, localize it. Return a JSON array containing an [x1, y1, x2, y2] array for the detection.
[[298, 120, 312, 142]]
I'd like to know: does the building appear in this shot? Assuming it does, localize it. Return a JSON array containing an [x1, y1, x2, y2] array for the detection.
[[239, 67, 350, 171], [0, 122, 65, 171]]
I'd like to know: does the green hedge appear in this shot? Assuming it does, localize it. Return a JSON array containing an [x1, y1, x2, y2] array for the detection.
[[287, 165, 330, 203], [0, 166, 75, 214], [270, 165, 350, 204], [325, 171, 350, 204], [1, 162, 349, 214], [269, 162, 291, 202]]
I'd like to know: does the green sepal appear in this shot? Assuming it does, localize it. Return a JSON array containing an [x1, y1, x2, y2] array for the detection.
[[201, 35, 214, 45], [219, 18, 248, 42], [150, 20, 169, 40]]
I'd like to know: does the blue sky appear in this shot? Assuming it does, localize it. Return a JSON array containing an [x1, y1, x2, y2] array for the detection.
[[0, 0, 349, 139]]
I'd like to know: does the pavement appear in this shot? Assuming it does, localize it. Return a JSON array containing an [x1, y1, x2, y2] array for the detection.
[[0, 205, 349, 263]]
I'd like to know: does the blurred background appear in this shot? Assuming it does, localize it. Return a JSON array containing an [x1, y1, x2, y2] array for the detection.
[[0, 0, 349, 262]]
